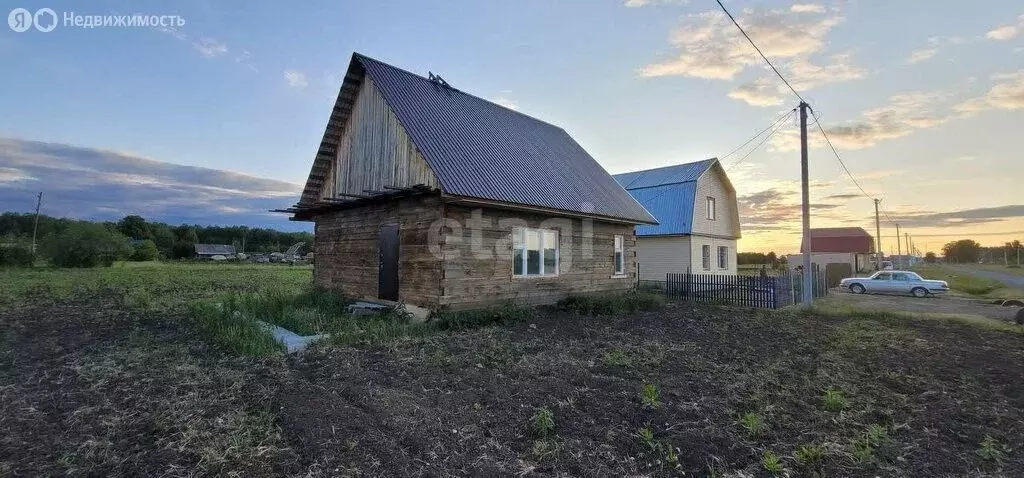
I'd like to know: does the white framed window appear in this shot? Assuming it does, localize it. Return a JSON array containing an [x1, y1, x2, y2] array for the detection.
[[613, 235, 624, 275], [513, 227, 559, 277], [706, 196, 716, 221], [702, 245, 711, 270], [718, 246, 728, 269]]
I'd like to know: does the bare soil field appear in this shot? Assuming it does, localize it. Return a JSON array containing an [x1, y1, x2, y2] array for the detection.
[[3, 293, 1023, 476]]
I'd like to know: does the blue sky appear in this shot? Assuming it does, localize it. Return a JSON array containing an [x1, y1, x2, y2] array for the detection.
[[1, 0, 1022, 251]]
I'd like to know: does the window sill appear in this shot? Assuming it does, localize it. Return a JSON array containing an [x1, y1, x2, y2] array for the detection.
[[610, 273, 629, 279], [512, 274, 559, 280]]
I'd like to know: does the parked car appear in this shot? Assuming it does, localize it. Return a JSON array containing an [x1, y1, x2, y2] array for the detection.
[[839, 270, 949, 297]]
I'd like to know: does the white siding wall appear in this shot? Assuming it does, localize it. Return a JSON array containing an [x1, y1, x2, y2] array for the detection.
[[691, 165, 740, 239], [636, 236, 691, 281], [690, 236, 738, 275]]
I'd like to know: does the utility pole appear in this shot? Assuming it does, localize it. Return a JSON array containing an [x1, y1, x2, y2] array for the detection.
[[905, 233, 910, 266], [799, 101, 812, 306], [31, 192, 42, 260], [896, 223, 901, 269], [873, 199, 882, 269]]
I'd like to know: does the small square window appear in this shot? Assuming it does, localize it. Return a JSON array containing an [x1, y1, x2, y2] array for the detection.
[[512, 227, 559, 277]]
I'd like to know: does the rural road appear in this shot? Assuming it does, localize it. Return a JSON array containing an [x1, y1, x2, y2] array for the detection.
[[948, 265, 1024, 288]]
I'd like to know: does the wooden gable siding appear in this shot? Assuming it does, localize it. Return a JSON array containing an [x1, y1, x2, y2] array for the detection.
[[328, 77, 439, 200]]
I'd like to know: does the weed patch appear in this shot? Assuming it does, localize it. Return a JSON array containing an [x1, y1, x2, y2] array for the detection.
[[557, 291, 665, 316]]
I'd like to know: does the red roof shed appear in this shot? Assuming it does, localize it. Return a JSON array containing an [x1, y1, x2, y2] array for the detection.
[[801, 227, 875, 253]]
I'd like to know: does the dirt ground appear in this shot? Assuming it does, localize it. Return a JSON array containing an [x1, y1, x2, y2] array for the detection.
[[3, 296, 1023, 476], [826, 289, 1022, 322]]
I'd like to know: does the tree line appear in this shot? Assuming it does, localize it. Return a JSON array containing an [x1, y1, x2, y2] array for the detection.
[[0, 212, 313, 267], [940, 239, 1022, 265]]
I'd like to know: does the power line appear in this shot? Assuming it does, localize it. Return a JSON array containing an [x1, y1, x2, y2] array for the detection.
[[715, 0, 806, 104], [720, 108, 796, 162], [807, 108, 899, 227], [727, 110, 795, 171]]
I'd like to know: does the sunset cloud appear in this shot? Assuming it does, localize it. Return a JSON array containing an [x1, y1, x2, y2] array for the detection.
[[0, 138, 305, 229]]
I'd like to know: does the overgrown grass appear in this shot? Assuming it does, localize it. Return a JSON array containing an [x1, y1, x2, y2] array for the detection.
[[812, 299, 1024, 336], [191, 289, 536, 355], [0, 262, 313, 311], [913, 264, 1010, 296], [557, 291, 665, 316]]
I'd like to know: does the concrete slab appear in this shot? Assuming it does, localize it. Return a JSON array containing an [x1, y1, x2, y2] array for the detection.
[[257, 321, 328, 353]]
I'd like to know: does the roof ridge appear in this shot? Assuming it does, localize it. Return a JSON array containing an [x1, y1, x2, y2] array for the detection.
[[621, 179, 698, 192], [354, 52, 566, 132], [612, 157, 717, 177]]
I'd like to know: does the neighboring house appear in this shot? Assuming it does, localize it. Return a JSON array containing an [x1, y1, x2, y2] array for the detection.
[[194, 244, 236, 258], [281, 53, 657, 310], [785, 227, 875, 274], [613, 159, 741, 281]]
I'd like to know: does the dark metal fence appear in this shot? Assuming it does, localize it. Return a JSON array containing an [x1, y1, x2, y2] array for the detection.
[[638, 267, 828, 309]]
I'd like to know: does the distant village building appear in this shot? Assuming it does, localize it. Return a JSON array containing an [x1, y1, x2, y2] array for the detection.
[[613, 159, 741, 281], [786, 227, 876, 284], [193, 244, 236, 259]]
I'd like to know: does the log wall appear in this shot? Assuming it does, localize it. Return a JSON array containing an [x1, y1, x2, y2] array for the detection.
[[439, 204, 637, 309], [314, 195, 444, 307]]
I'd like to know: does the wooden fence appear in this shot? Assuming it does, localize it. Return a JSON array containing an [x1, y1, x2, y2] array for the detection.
[[638, 267, 828, 309]]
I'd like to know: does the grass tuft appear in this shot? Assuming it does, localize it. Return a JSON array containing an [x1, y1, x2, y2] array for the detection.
[[557, 291, 665, 316], [976, 435, 1009, 462], [822, 387, 847, 412], [761, 450, 783, 474], [738, 412, 766, 438], [640, 383, 661, 409], [530, 407, 555, 438]]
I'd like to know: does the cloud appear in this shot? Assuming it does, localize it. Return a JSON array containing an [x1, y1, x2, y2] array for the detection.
[[640, 6, 845, 81], [283, 70, 309, 89], [623, 0, 689, 7], [790, 4, 825, 13], [737, 188, 844, 230], [0, 138, 307, 230], [953, 70, 1024, 116], [193, 38, 228, 58], [729, 53, 865, 107], [773, 91, 950, 151], [624, 0, 649, 7], [492, 97, 519, 110], [987, 25, 1019, 41], [823, 193, 861, 200], [886, 205, 1024, 228], [907, 48, 937, 64]]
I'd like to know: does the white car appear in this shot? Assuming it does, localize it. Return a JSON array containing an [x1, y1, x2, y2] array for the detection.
[[840, 270, 949, 298]]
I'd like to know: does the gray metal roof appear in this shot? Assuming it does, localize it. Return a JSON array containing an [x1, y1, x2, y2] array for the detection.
[[194, 244, 236, 255], [302, 53, 655, 224], [613, 159, 717, 236]]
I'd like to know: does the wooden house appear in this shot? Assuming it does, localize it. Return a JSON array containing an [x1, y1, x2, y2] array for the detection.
[[613, 159, 741, 281], [281, 53, 657, 310]]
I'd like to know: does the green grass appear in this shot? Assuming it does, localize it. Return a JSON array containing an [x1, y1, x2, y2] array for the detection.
[[811, 299, 1024, 336], [191, 289, 535, 355], [557, 291, 665, 316], [913, 264, 1015, 297], [0, 262, 313, 312]]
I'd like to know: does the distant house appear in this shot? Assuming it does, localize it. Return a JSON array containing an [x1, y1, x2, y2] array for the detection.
[[786, 227, 875, 274], [194, 244, 236, 258], [281, 53, 656, 310], [613, 158, 741, 281]]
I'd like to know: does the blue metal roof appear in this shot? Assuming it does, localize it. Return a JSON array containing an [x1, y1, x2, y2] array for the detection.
[[355, 54, 656, 224], [612, 159, 716, 191], [612, 159, 716, 236]]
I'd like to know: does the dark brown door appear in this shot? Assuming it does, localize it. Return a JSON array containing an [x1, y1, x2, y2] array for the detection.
[[378, 224, 400, 301]]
